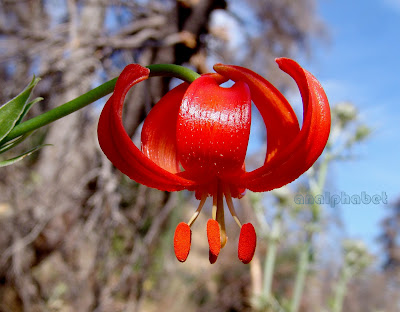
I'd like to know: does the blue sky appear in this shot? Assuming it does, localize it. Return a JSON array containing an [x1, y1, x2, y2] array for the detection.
[[220, 0, 400, 252], [304, 0, 400, 250]]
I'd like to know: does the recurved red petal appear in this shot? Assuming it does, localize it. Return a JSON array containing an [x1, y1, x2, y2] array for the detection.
[[213, 64, 300, 164], [176, 75, 251, 182], [97, 64, 195, 191], [141, 82, 189, 174], [239, 58, 331, 191]]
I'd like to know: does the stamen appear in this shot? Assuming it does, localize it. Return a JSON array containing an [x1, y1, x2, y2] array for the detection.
[[174, 222, 191, 262], [238, 223, 257, 264], [207, 219, 221, 263], [224, 186, 242, 228], [187, 193, 207, 227], [209, 250, 218, 264], [212, 195, 217, 220], [216, 181, 227, 248]]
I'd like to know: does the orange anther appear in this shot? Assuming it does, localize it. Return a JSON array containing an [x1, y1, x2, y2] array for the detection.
[[238, 223, 256, 264], [207, 219, 221, 263], [209, 249, 218, 264], [174, 222, 191, 262]]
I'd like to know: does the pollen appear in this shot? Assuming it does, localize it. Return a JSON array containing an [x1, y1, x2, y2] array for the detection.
[[238, 223, 257, 264], [207, 219, 221, 263], [174, 222, 192, 262], [209, 250, 219, 264]]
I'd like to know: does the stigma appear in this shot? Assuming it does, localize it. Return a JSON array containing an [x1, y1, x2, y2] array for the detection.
[[173, 181, 256, 264]]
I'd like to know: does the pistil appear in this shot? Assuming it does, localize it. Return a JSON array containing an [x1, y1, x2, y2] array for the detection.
[[215, 181, 227, 248]]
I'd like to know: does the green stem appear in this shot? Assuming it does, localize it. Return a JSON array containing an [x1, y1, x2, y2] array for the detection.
[[316, 156, 330, 194], [4, 78, 117, 143], [2, 64, 200, 144], [332, 266, 352, 312], [290, 155, 330, 312], [290, 240, 311, 312], [148, 64, 200, 82], [262, 209, 282, 300]]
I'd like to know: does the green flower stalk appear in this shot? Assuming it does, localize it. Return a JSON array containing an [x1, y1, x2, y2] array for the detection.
[[2, 64, 200, 145]]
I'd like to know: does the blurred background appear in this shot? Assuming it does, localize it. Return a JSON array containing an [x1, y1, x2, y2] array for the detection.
[[0, 0, 399, 311]]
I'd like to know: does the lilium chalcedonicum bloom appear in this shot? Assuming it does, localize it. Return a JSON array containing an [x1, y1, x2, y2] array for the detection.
[[97, 58, 331, 264]]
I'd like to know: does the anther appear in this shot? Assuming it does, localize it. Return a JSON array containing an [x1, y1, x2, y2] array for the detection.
[[209, 250, 218, 264], [238, 223, 257, 264], [207, 219, 221, 263], [174, 222, 191, 262]]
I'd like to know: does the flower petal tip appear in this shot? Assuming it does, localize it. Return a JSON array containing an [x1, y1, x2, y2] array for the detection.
[[174, 222, 191, 262], [275, 57, 296, 69], [238, 223, 256, 264]]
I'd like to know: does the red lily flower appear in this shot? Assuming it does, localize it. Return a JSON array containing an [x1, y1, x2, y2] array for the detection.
[[97, 58, 331, 264]]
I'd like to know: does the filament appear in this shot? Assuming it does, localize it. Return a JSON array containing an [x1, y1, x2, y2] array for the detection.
[[187, 192, 208, 227], [216, 181, 227, 248], [224, 186, 242, 228]]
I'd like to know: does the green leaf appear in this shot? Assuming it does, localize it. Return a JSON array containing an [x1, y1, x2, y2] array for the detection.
[[0, 76, 41, 143], [0, 131, 34, 154], [16, 97, 43, 125], [0, 144, 50, 167]]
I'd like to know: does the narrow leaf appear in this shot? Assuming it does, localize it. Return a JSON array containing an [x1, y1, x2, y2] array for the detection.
[[16, 97, 43, 125], [0, 131, 34, 154], [0, 144, 50, 167], [0, 76, 41, 142]]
